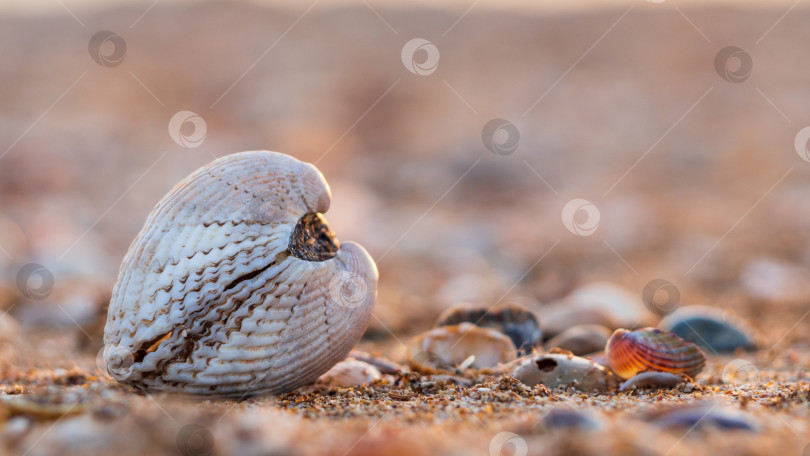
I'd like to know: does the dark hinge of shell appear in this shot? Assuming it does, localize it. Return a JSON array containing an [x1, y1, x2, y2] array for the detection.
[[288, 212, 340, 262]]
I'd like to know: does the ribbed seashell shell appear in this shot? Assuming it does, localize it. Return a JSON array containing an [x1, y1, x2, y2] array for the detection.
[[103, 151, 377, 397], [605, 328, 706, 380], [406, 323, 517, 374]]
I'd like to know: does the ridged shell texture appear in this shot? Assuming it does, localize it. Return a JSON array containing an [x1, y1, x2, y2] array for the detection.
[[606, 328, 706, 380], [103, 151, 378, 396]]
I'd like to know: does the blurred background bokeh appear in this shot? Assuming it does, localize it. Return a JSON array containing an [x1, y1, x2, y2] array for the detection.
[[1, 0, 809, 356]]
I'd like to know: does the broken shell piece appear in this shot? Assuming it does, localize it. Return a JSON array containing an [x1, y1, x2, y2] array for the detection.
[[511, 353, 619, 393], [619, 372, 684, 392], [348, 350, 404, 375], [0, 388, 94, 419], [406, 322, 517, 374], [317, 358, 381, 388], [606, 328, 706, 380], [436, 303, 541, 354]]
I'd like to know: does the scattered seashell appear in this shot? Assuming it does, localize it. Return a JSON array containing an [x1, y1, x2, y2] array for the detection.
[[539, 282, 653, 339], [541, 408, 603, 431], [103, 151, 378, 397], [347, 350, 404, 375], [740, 258, 810, 302], [539, 307, 621, 340], [406, 323, 517, 374], [545, 324, 611, 356], [0, 313, 21, 345], [659, 306, 755, 354], [388, 389, 415, 401], [619, 372, 684, 392], [317, 358, 381, 388], [605, 328, 706, 380], [650, 403, 758, 431], [0, 388, 93, 419], [511, 353, 619, 393], [1, 416, 32, 444], [436, 303, 541, 354]]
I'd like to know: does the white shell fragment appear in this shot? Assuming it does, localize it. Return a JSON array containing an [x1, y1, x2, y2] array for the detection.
[[406, 322, 517, 374], [511, 353, 619, 393], [317, 358, 382, 388], [103, 151, 378, 396]]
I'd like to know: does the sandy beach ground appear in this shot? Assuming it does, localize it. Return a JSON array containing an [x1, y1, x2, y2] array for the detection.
[[0, 1, 809, 455]]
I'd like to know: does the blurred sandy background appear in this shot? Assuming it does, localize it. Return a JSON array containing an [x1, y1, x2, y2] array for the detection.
[[3, 0, 810, 342]]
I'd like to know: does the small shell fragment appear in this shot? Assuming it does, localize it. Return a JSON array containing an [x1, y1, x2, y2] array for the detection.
[[511, 353, 619, 393], [317, 358, 381, 388], [347, 350, 404, 375], [619, 372, 684, 392], [436, 303, 541, 354], [406, 322, 517, 374], [605, 328, 706, 380]]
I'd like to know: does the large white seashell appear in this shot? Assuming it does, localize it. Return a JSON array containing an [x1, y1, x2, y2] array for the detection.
[[103, 151, 378, 397]]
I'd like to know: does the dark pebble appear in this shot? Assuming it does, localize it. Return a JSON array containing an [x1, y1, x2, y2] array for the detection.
[[653, 405, 758, 431], [660, 307, 755, 354], [437, 303, 541, 354], [542, 408, 602, 431]]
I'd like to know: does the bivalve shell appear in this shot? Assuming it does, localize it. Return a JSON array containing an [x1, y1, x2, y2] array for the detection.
[[436, 303, 541, 354], [103, 151, 378, 397], [406, 322, 517, 374], [605, 328, 706, 380]]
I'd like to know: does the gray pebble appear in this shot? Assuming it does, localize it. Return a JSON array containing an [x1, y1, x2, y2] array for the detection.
[[542, 408, 602, 431], [659, 306, 755, 353], [545, 324, 611, 356], [652, 404, 758, 431]]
